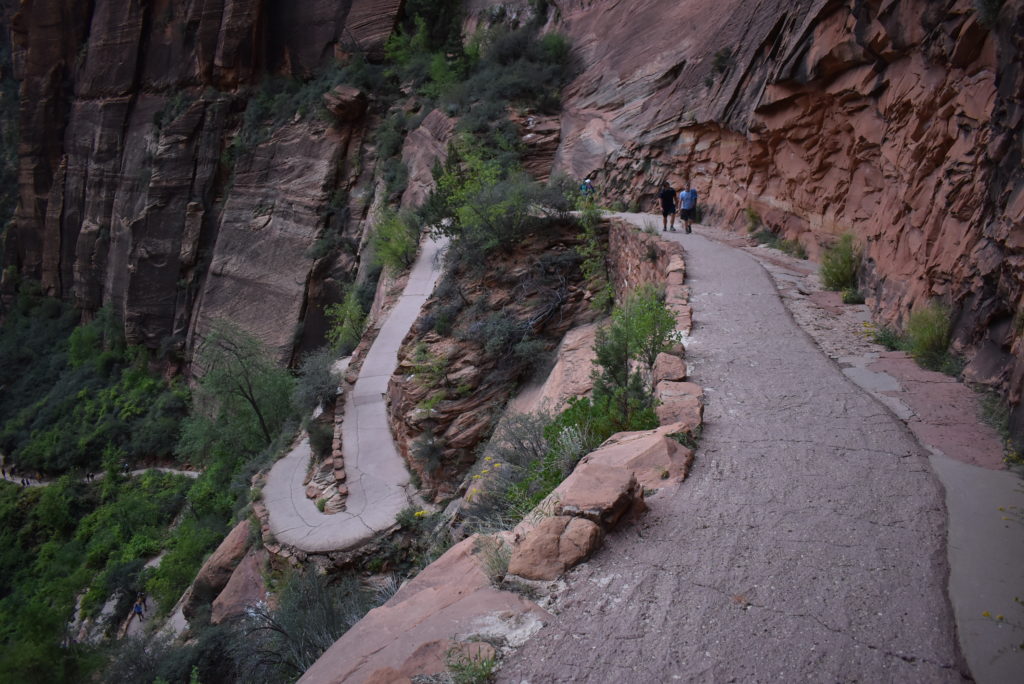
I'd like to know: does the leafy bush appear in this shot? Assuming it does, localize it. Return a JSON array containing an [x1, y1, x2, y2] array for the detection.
[[744, 208, 761, 233], [230, 571, 376, 683], [324, 286, 367, 356], [293, 347, 339, 414], [872, 325, 906, 351], [820, 233, 860, 291], [428, 137, 569, 262], [0, 299, 188, 475], [372, 209, 421, 273], [147, 516, 227, 611], [841, 288, 865, 305], [906, 302, 953, 372]]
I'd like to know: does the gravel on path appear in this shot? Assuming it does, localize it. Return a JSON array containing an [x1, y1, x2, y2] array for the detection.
[[499, 218, 967, 683]]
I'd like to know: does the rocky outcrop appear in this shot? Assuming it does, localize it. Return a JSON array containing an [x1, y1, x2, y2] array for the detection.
[[542, 0, 1024, 434], [400, 109, 456, 210], [507, 515, 601, 581], [388, 225, 600, 498], [298, 536, 549, 684], [211, 547, 268, 624], [182, 518, 251, 620], [582, 424, 698, 489]]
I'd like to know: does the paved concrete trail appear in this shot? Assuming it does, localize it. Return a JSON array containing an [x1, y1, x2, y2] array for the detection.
[[501, 219, 966, 682], [263, 235, 445, 553]]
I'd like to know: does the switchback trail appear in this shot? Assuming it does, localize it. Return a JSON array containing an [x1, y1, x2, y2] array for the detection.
[[262, 235, 445, 553], [500, 219, 966, 682]]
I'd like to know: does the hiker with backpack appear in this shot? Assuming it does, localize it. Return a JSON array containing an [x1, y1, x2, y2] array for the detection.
[[678, 182, 698, 234]]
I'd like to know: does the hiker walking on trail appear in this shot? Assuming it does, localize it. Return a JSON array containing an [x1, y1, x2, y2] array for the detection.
[[678, 182, 698, 234], [132, 595, 145, 622], [658, 181, 677, 231], [580, 178, 596, 199]]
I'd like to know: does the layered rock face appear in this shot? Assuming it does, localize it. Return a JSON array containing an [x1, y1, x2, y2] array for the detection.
[[539, 0, 1024, 432], [3, 0, 401, 361]]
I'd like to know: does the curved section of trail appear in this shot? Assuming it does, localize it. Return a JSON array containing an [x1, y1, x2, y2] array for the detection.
[[500, 217, 965, 682], [263, 236, 445, 553]]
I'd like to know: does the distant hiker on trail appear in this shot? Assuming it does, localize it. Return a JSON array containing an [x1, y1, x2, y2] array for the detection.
[[132, 596, 145, 622], [580, 178, 596, 199], [137, 591, 148, 610], [679, 182, 698, 234], [658, 181, 677, 231]]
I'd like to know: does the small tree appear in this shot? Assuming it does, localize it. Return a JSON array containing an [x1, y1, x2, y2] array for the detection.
[[371, 209, 421, 274], [820, 233, 860, 291], [178, 322, 294, 462], [325, 286, 366, 355], [615, 283, 677, 373]]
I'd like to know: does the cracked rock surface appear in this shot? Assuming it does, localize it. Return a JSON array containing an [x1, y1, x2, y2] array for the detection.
[[499, 219, 966, 682]]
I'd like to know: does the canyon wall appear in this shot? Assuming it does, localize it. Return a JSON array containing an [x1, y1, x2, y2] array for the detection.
[[4, 0, 1023, 429], [536, 0, 1024, 433], [1, 0, 401, 362]]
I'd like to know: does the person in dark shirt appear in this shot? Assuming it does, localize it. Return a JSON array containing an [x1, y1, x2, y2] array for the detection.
[[658, 181, 677, 231]]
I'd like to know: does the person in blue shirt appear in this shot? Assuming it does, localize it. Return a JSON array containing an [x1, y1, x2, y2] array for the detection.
[[678, 183, 698, 234]]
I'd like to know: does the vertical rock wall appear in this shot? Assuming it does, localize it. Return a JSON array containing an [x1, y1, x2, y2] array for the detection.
[[544, 0, 1024, 432], [2, 0, 401, 362]]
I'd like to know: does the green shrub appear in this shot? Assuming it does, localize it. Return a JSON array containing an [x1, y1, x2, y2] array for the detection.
[[744, 207, 761, 232], [308, 420, 334, 458], [872, 325, 906, 351], [446, 642, 497, 684], [372, 209, 421, 273], [230, 571, 376, 682], [841, 288, 865, 305], [293, 347, 338, 413], [820, 233, 860, 291], [325, 286, 367, 355], [905, 303, 953, 371]]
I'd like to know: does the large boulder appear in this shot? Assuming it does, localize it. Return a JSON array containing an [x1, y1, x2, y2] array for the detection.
[[211, 548, 268, 625], [508, 515, 602, 581], [586, 428, 695, 488], [532, 322, 600, 413], [182, 519, 250, 619], [552, 458, 646, 528]]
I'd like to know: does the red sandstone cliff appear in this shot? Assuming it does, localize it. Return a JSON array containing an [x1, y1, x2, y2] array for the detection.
[[520, 0, 1024, 433], [1, 0, 401, 361]]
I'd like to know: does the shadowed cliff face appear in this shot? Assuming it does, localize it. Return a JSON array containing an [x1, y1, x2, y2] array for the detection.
[[2, 0, 401, 361], [533, 0, 1024, 433]]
